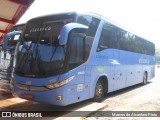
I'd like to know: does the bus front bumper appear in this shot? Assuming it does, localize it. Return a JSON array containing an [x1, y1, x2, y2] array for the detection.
[[11, 85, 70, 106]]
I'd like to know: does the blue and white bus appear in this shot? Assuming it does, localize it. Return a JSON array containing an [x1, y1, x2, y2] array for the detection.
[[11, 12, 155, 106], [0, 23, 25, 93], [0, 31, 22, 93]]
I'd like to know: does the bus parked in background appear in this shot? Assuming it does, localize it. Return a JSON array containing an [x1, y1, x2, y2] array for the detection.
[[0, 24, 25, 93], [9, 23, 25, 32], [11, 12, 155, 105]]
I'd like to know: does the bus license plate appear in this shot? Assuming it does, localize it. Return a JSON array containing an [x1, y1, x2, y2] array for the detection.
[[23, 93, 33, 99]]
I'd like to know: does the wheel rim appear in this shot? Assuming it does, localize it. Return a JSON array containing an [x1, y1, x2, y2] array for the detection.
[[95, 84, 103, 98]]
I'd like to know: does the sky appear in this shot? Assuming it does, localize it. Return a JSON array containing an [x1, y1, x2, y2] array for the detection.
[[17, 0, 160, 49]]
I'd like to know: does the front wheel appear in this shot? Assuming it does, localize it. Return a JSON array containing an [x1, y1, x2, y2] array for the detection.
[[93, 80, 104, 102]]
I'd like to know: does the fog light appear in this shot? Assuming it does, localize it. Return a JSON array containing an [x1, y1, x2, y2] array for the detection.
[[56, 95, 62, 101]]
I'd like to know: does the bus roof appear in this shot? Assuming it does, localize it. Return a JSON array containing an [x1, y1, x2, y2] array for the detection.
[[0, 0, 34, 44], [27, 12, 77, 22]]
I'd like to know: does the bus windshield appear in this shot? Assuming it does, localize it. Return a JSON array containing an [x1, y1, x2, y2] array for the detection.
[[15, 18, 74, 77]]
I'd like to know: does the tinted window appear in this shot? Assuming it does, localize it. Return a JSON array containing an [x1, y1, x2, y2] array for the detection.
[[117, 28, 155, 55], [134, 37, 155, 55], [118, 29, 135, 52], [97, 22, 117, 51], [23, 18, 74, 45], [85, 36, 93, 60], [77, 15, 100, 58], [77, 15, 100, 37], [68, 33, 85, 70], [10, 24, 25, 32], [15, 43, 65, 77], [96, 24, 155, 55]]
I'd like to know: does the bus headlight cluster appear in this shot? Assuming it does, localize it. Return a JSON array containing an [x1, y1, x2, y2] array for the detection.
[[46, 76, 74, 89]]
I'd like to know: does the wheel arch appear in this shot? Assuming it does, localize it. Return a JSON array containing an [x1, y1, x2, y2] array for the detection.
[[90, 74, 108, 98]]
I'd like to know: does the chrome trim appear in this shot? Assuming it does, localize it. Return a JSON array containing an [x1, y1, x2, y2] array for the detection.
[[12, 80, 49, 92]]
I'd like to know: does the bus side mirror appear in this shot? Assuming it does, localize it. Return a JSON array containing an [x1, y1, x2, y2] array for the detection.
[[59, 23, 88, 45], [3, 31, 21, 50]]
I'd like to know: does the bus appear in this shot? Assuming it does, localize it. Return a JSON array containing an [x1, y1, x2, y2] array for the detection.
[[0, 24, 25, 93], [11, 12, 155, 106], [9, 23, 25, 32], [0, 31, 22, 93]]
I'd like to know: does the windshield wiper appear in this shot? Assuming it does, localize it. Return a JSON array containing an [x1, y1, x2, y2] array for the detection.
[[49, 46, 57, 62], [34, 44, 47, 77]]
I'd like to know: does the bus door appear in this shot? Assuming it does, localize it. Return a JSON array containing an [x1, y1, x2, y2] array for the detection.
[[113, 50, 126, 90], [70, 33, 91, 99], [84, 36, 93, 83], [60, 23, 90, 101], [126, 55, 141, 86]]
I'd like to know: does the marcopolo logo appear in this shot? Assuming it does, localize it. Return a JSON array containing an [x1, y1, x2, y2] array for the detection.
[[30, 26, 52, 33]]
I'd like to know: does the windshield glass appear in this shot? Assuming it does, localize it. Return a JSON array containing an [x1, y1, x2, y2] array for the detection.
[[23, 18, 73, 44], [15, 18, 74, 77], [15, 42, 64, 77]]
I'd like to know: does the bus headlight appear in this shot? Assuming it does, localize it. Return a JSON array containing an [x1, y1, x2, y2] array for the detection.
[[46, 76, 74, 89]]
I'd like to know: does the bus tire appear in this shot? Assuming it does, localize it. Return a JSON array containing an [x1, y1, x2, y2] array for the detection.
[[142, 72, 147, 85], [93, 80, 104, 102]]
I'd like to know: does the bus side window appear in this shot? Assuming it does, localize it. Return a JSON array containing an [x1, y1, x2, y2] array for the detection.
[[77, 16, 100, 38], [85, 36, 93, 60], [77, 15, 100, 59], [97, 23, 116, 51], [118, 29, 127, 51]]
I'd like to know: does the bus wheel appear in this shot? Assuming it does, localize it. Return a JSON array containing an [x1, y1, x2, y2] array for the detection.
[[93, 80, 104, 102], [142, 72, 147, 85]]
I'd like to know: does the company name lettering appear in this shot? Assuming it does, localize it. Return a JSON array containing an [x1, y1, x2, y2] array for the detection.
[[30, 26, 52, 33], [139, 57, 150, 64]]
